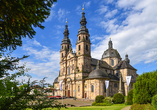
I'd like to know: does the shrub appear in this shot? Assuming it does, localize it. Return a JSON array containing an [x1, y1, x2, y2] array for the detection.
[[92, 102, 96, 106], [126, 89, 133, 105], [130, 103, 156, 110], [152, 94, 157, 109], [95, 95, 104, 103], [103, 97, 113, 104], [112, 93, 125, 104], [133, 70, 157, 104]]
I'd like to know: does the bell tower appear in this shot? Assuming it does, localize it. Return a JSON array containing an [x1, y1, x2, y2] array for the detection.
[[76, 5, 91, 73], [60, 19, 72, 62]]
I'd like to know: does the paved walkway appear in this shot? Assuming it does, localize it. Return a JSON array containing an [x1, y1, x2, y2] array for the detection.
[[121, 105, 131, 110]]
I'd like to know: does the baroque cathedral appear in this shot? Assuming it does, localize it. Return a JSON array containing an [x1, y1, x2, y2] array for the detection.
[[53, 8, 138, 100]]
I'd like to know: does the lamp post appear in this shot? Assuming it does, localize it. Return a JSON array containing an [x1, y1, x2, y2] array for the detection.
[[105, 80, 109, 97], [126, 76, 131, 95]]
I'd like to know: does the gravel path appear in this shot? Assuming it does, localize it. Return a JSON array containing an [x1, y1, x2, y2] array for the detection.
[[121, 105, 131, 110]]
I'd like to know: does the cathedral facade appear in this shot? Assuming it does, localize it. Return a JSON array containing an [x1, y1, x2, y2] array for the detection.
[[53, 9, 138, 100]]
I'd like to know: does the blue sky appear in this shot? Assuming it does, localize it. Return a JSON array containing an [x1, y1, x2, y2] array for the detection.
[[9, 0, 157, 85]]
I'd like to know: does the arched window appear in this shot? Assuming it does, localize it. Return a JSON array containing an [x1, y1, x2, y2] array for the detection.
[[111, 52, 114, 56], [68, 67, 70, 75], [86, 36, 88, 40], [62, 53, 63, 58], [104, 83, 106, 92], [79, 36, 80, 40], [91, 85, 94, 92], [62, 46, 63, 49], [86, 45, 88, 51], [78, 45, 81, 51], [68, 45, 69, 49], [111, 59, 114, 66]]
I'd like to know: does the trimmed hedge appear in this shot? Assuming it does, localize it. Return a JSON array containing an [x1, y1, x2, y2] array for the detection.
[[94, 103, 111, 106], [133, 70, 157, 104], [126, 89, 133, 105], [152, 94, 157, 109], [112, 93, 125, 104], [95, 95, 104, 103]]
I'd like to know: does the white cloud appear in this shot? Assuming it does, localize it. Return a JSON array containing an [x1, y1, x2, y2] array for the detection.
[[58, 8, 70, 21], [100, 19, 119, 33], [75, 6, 82, 15], [33, 40, 42, 46], [52, 3, 57, 8], [46, 10, 55, 22], [91, 35, 105, 42], [20, 41, 60, 84], [45, 3, 57, 22], [117, 0, 138, 9], [107, 0, 114, 4], [101, 0, 114, 4], [83, 1, 91, 8], [105, 9, 118, 18], [92, 0, 157, 66], [95, 5, 108, 15], [54, 25, 64, 29]]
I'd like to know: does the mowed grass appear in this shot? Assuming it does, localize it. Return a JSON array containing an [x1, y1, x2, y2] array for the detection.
[[26, 104, 130, 110]]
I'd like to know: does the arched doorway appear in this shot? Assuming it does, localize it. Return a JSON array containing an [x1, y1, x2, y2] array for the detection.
[[63, 77, 73, 98]]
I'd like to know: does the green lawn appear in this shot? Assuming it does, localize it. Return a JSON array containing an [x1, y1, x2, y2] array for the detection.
[[26, 104, 130, 110]]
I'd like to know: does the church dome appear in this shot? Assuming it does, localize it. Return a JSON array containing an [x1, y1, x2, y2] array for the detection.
[[88, 69, 109, 79], [54, 77, 58, 83], [102, 48, 121, 59], [102, 38, 121, 59]]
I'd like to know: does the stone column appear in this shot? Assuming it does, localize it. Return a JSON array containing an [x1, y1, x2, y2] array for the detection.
[[118, 72, 123, 94]]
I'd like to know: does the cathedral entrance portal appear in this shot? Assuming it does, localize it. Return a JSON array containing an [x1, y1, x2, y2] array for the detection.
[[68, 90, 70, 97], [63, 77, 73, 98]]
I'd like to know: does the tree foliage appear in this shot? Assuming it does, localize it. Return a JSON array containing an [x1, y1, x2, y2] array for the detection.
[[0, 78, 19, 96], [0, 0, 56, 51], [112, 93, 125, 104], [133, 70, 157, 104], [0, 54, 29, 78], [151, 94, 157, 109], [126, 89, 133, 105], [0, 76, 66, 110], [0, 0, 68, 109]]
